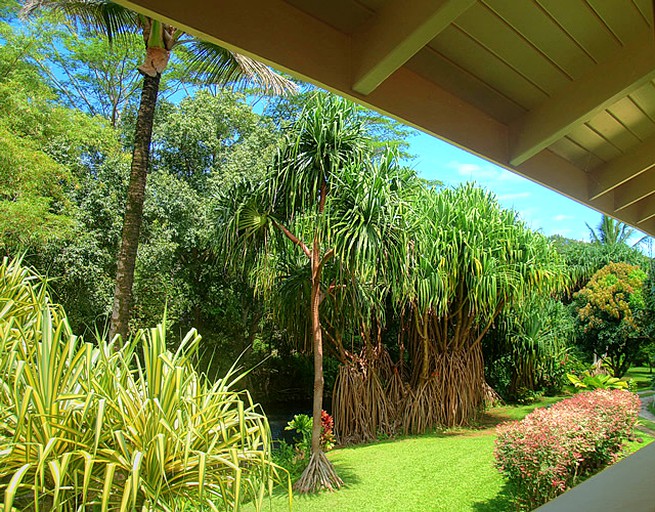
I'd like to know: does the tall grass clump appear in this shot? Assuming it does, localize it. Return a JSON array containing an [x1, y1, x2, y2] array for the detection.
[[0, 256, 287, 511], [494, 389, 640, 510]]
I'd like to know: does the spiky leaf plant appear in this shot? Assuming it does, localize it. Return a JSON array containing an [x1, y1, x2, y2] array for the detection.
[[0, 256, 287, 510]]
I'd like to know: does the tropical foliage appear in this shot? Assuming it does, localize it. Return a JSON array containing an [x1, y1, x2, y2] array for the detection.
[[21, 0, 295, 341], [0, 256, 284, 510], [566, 371, 629, 390], [220, 93, 400, 492], [3, 4, 655, 505], [484, 295, 575, 401], [587, 214, 638, 245], [392, 185, 565, 431], [495, 389, 640, 510], [574, 262, 648, 377]]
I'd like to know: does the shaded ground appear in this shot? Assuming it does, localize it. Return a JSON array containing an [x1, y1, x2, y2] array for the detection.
[[624, 366, 653, 390]]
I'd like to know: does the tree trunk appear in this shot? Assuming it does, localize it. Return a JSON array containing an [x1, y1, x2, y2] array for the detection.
[[294, 239, 342, 493], [109, 73, 161, 341], [310, 241, 324, 455]]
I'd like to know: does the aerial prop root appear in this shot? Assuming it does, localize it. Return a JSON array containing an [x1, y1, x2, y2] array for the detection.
[[293, 451, 343, 494]]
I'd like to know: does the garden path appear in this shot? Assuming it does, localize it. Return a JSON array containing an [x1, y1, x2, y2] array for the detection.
[[638, 391, 655, 423]]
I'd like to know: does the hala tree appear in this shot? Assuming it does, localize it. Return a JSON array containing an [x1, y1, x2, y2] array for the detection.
[[220, 93, 411, 492], [221, 94, 360, 493], [21, 0, 294, 341], [483, 294, 575, 401], [400, 185, 565, 430], [574, 261, 648, 377]]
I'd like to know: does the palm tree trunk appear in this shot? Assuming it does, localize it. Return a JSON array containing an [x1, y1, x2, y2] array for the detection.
[[109, 73, 161, 341]]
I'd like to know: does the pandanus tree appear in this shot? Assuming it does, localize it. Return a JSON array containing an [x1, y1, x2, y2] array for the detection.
[[21, 0, 295, 341], [399, 184, 565, 431], [220, 94, 413, 492]]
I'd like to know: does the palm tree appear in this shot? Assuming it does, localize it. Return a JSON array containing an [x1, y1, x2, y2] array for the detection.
[[21, 0, 295, 341], [586, 214, 640, 246]]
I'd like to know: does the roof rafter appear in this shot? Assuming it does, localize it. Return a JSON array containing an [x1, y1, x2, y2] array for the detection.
[[352, 0, 475, 95], [588, 134, 655, 200], [618, 195, 655, 224], [510, 32, 655, 166], [613, 169, 655, 211], [114, 0, 508, 162]]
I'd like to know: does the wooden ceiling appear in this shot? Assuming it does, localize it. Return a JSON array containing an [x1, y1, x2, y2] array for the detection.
[[118, 0, 655, 236]]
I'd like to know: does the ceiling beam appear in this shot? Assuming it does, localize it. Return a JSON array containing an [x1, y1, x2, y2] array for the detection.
[[510, 31, 655, 166], [619, 195, 655, 224], [613, 169, 655, 211], [588, 134, 655, 200], [352, 0, 475, 95], [512, 150, 655, 231], [116, 0, 655, 237], [115, 0, 508, 163]]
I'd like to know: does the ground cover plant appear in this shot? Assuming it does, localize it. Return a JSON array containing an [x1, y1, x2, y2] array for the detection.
[[495, 389, 640, 510], [0, 257, 285, 510]]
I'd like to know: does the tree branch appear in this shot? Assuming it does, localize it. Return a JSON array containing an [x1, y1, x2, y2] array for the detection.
[[272, 219, 311, 258]]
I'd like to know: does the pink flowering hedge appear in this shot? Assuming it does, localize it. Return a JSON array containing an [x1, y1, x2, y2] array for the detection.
[[494, 389, 640, 510]]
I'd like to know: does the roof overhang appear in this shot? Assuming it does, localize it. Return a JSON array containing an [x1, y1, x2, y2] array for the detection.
[[117, 0, 655, 236]]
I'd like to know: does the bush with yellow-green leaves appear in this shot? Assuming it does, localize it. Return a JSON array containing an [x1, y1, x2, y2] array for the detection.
[[0, 256, 287, 511]]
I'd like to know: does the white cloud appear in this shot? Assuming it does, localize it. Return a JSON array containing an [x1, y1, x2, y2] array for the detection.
[[448, 161, 526, 184], [455, 163, 483, 174], [552, 214, 572, 222]]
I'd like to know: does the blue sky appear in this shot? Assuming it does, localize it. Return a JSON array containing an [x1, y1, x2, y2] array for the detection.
[[405, 129, 647, 243]]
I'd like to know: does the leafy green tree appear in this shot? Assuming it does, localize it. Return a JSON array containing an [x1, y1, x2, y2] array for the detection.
[[153, 89, 279, 192], [22, 0, 295, 341], [550, 234, 648, 297], [16, 14, 143, 126], [574, 262, 648, 377], [0, 16, 120, 256]]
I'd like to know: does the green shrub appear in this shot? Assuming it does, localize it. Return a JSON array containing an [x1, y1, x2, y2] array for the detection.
[[0, 256, 287, 510], [495, 389, 640, 510], [275, 411, 336, 482], [567, 371, 629, 390]]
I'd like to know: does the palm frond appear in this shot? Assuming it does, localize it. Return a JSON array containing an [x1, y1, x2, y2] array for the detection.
[[20, 0, 139, 42], [182, 39, 297, 95]]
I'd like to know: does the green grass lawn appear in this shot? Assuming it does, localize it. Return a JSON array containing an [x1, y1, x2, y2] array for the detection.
[[252, 397, 652, 512], [637, 416, 655, 433], [268, 434, 507, 512], [624, 366, 654, 389]]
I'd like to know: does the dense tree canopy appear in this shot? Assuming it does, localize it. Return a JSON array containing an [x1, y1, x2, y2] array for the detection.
[[574, 262, 648, 377]]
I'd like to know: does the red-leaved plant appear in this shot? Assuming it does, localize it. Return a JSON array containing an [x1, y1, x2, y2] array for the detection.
[[494, 389, 640, 510], [321, 410, 336, 451]]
